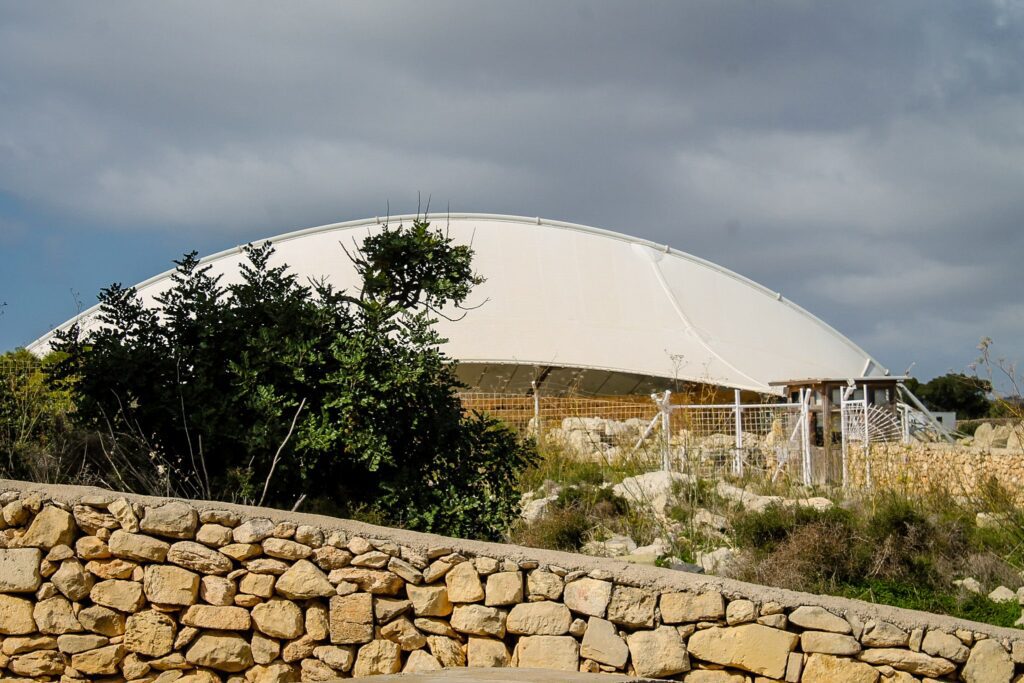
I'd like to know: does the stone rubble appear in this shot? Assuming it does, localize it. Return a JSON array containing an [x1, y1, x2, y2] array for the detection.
[[0, 484, 1018, 682]]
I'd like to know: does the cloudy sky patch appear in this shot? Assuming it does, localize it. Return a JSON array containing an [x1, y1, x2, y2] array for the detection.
[[1, 0, 1021, 387]]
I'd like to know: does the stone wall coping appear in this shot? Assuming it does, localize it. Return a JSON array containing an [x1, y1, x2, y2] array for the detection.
[[3, 477, 1021, 643]]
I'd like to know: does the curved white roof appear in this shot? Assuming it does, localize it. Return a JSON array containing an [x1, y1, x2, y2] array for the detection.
[[30, 214, 886, 394]]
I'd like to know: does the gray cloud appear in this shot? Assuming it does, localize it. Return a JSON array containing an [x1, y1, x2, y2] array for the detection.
[[1, 0, 1022, 383]]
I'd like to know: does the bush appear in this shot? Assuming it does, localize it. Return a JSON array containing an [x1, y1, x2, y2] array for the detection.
[[47, 220, 537, 540], [731, 503, 855, 554]]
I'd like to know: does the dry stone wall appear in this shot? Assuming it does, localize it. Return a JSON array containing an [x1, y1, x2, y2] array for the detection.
[[848, 442, 1024, 502], [0, 480, 1021, 682]]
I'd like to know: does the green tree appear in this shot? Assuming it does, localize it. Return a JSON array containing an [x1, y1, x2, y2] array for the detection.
[[52, 220, 536, 539], [905, 373, 992, 419]]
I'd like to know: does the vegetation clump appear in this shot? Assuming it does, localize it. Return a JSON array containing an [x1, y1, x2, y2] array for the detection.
[[4, 220, 538, 540]]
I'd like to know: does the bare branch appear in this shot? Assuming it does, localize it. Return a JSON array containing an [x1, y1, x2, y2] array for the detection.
[[258, 398, 307, 508]]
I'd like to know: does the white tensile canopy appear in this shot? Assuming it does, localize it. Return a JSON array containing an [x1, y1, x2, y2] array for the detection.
[[30, 214, 887, 396]]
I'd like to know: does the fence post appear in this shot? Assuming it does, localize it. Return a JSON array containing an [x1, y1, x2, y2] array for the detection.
[[863, 384, 872, 489], [733, 389, 743, 477], [531, 380, 540, 440], [840, 386, 852, 489], [800, 389, 812, 487], [661, 390, 672, 472]]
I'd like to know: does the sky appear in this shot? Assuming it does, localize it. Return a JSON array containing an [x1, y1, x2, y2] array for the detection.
[[1, 1, 1022, 386]]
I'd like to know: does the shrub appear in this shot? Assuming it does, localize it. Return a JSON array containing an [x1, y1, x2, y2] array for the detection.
[[731, 502, 855, 555], [48, 220, 537, 540]]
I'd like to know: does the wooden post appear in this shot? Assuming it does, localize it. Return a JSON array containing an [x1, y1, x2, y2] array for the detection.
[[820, 382, 832, 484]]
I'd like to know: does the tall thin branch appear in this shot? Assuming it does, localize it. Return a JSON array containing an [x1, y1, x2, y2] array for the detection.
[[258, 398, 307, 507]]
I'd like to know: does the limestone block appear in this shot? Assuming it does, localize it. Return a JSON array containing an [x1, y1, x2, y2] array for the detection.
[[2, 633, 57, 654], [233, 518, 276, 544], [515, 634, 579, 672], [857, 648, 956, 677], [185, 631, 254, 672], [9, 649, 66, 676], [77, 605, 125, 636], [239, 572, 276, 597], [406, 583, 453, 617], [300, 658, 336, 681], [404, 649, 442, 672], [196, 524, 234, 547], [921, 629, 970, 663], [51, 559, 92, 601], [625, 625, 690, 678], [506, 600, 571, 636], [328, 567, 403, 595], [352, 550, 391, 568], [75, 535, 110, 560], [144, 565, 200, 606], [57, 633, 108, 654], [107, 498, 139, 532], [140, 502, 199, 539], [306, 601, 329, 640], [313, 644, 354, 671], [8, 651, 65, 675], [250, 631, 280, 664], [468, 637, 510, 667], [682, 671, 746, 682], [124, 610, 176, 657], [262, 537, 312, 560], [687, 624, 798, 679], [451, 603, 507, 637], [485, 571, 523, 606], [33, 595, 81, 633], [20, 506, 76, 549], [527, 570, 563, 600], [388, 556, 423, 584], [281, 633, 317, 662], [166, 541, 233, 575], [800, 631, 861, 655], [427, 635, 466, 668], [660, 590, 725, 623], [181, 604, 251, 630], [85, 557, 137, 579], [380, 615, 427, 651], [563, 577, 612, 617], [71, 643, 125, 675], [787, 605, 851, 633], [275, 559, 334, 599], [374, 597, 412, 623], [725, 599, 756, 625], [607, 584, 656, 628], [962, 638, 1014, 683], [446, 560, 485, 602], [200, 574, 235, 605], [861, 620, 909, 647], [90, 579, 145, 612], [801, 653, 880, 683], [252, 598, 304, 639], [72, 504, 118, 533], [220, 542, 263, 561], [108, 530, 170, 562], [0, 596, 37, 635], [0, 548, 42, 592], [329, 593, 374, 645], [580, 616, 628, 668], [311, 545, 352, 570], [353, 639, 402, 677]]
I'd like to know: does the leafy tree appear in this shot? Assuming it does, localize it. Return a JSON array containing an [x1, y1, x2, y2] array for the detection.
[[0, 349, 76, 478], [905, 373, 992, 419], [51, 220, 536, 539]]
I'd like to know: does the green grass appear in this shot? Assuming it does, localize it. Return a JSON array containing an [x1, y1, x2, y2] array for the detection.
[[837, 580, 1021, 628]]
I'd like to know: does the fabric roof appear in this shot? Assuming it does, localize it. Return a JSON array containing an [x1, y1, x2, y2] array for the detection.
[[30, 214, 887, 394]]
